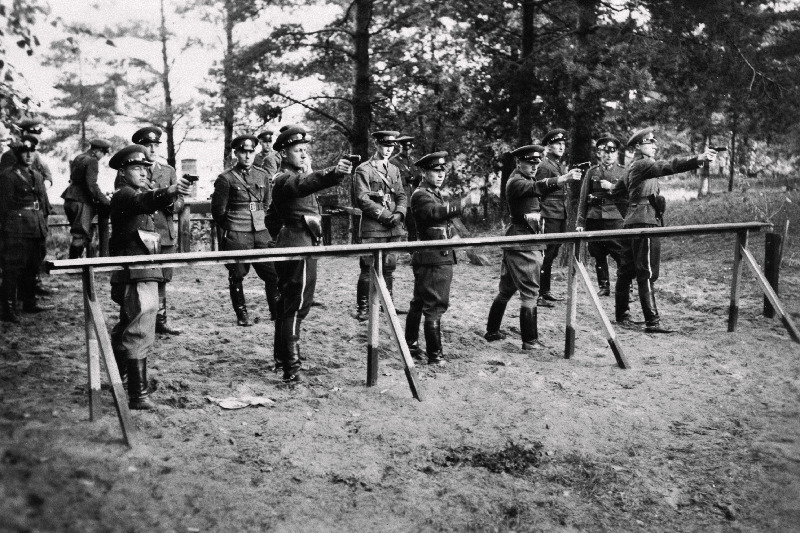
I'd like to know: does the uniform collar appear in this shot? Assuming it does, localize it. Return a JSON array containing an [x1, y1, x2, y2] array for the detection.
[[546, 152, 561, 162]]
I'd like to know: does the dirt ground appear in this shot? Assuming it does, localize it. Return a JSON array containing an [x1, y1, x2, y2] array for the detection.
[[2, 215, 800, 531]]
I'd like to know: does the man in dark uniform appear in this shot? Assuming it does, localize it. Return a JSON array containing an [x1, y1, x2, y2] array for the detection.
[[108, 145, 191, 409], [266, 126, 353, 383], [484, 145, 580, 348], [211, 135, 281, 327], [352, 130, 407, 320], [390, 135, 419, 240], [535, 129, 583, 306], [575, 135, 626, 296], [0, 136, 54, 322], [133, 126, 183, 335], [254, 130, 281, 177], [62, 139, 112, 258], [611, 128, 717, 333], [404, 152, 473, 365]]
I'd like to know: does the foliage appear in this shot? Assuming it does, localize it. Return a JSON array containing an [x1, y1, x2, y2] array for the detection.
[[0, 0, 47, 121]]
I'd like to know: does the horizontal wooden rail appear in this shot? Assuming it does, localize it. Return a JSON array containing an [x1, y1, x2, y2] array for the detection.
[[47, 222, 770, 275]]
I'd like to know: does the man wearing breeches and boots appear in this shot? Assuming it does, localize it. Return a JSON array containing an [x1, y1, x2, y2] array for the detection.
[[266, 126, 353, 383], [211, 135, 281, 327], [353, 130, 407, 321]]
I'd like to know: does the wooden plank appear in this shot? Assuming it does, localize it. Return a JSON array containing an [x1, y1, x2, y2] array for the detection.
[[741, 246, 800, 343], [575, 259, 631, 369], [86, 298, 135, 447], [564, 241, 579, 359], [82, 268, 101, 421], [763, 232, 782, 318], [366, 251, 381, 387], [178, 203, 192, 253], [371, 267, 422, 401], [728, 231, 748, 332]]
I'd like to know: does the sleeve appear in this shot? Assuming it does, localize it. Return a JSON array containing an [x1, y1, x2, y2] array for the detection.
[[34, 155, 52, 184], [168, 167, 184, 213], [411, 190, 462, 224], [122, 186, 177, 214], [393, 168, 407, 218], [648, 156, 700, 178], [281, 167, 345, 199], [506, 173, 553, 200], [0, 171, 10, 229], [534, 161, 561, 189], [265, 198, 281, 240], [575, 169, 594, 228], [85, 158, 109, 206], [354, 164, 390, 221], [210, 174, 229, 227]]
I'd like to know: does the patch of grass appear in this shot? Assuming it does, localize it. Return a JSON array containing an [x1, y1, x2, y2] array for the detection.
[[435, 440, 544, 476]]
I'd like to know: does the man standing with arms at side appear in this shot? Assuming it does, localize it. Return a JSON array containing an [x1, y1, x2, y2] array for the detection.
[[212, 135, 280, 327], [0, 136, 54, 322], [535, 129, 583, 307], [575, 135, 626, 296], [611, 128, 717, 333], [266, 126, 353, 383], [391, 135, 418, 240], [133, 126, 183, 335], [62, 139, 112, 258], [254, 130, 281, 178], [352, 130, 407, 321]]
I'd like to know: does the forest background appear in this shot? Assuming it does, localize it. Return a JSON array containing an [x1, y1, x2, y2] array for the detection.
[[0, 0, 798, 222]]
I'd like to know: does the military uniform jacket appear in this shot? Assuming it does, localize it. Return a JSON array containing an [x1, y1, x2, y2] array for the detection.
[[611, 155, 699, 226], [0, 164, 50, 239], [534, 154, 569, 220], [390, 153, 419, 190], [254, 150, 281, 179], [266, 164, 345, 248], [109, 184, 177, 284], [0, 150, 52, 185], [211, 166, 271, 233], [505, 168, 559, 251], [354, 156, 407, 238], [576, 163, 626, 227], [62, 151, 110, 206], [409, 182, 462, 266], [149, 161, 183, 246]]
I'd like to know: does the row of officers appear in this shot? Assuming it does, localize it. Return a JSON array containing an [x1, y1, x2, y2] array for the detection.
[[0, 121, 717, 410]]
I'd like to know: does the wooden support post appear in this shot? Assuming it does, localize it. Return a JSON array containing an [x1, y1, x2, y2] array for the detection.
[[574, 259, 631, 369], [763, 232, 782, 318], [728, 230, 748, 332], [366, 250, 382, 386], [370, 268, 423, 401], [564, 240, 580, 358], [178, 203, 192, 253], [322, 213, 333, 246], [82, 267, 101, 421], [210, 220, 217, 251], [740, 246, 800, 343]]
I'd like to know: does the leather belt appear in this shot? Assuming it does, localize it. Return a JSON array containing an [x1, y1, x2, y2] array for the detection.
[[16, 201, 40, 211], [228, 202, 264, 211], [281, 219, 306, 229]]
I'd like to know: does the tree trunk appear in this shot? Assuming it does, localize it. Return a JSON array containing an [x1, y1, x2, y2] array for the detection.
[[351, 0, 372, 159], [517, 0, 535, 145], [729, 115, 738, 192], [698, 135, 710, 197], [160, 0, 177, 168], [221, 0, 235, 168]]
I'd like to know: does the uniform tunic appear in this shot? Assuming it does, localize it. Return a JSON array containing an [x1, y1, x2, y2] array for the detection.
[[390, 152, 419, 240], [408, 181, 463, 320], [576, 163, 626, 266], [62, 151, 110, 249], [109, 183, 178, 359], [0, 163, 50, 303], [149, 161, 182, 281], [0, 150, 52, 185], [254, 149, 281, 179], [211, 165, 277, 283], [534, 153, 570, 293], [353, 156, 407, 273]]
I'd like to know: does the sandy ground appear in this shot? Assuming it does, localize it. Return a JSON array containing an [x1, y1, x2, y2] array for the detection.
[[1, 229, 799, 532]]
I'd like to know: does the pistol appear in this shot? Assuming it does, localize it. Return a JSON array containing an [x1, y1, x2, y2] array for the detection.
[[711, 146, 728, 152], [346, 154, 362, 167], [570, 162, 591, 171], [183, 173, 200, 184]]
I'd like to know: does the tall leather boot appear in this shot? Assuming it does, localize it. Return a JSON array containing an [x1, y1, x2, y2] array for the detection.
[[112, 347, 128, 389], [484, 298, 508, 341], [354, 277, 369, 321], [273, 318, 284, 373], [1, 298, 20, 323], [596, 261, 610, 296], [229, 279, 251, 327], [282, 333, 303, 383], [424, 319, 445, 365], [405, 307, 423, 360], [155, 287, 181, 335], [614, 279, 636, 329], [640, 282, 673, 334], [265, 280, 280, 321], [68, 243, 84, 259], [520, 307, 540, 350], [128, 358, 156, 410]]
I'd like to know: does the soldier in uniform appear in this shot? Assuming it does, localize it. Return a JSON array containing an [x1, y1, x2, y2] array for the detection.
[[390, 135, 419, 240], [0, 136, 54, 322], [108, 145, 191, 409], [254, 130, 281, 177], [265, 126, 353, 382], [352, 130, 407, 321], [133, 126, 183, 335], [611, 128, 717, 333], [575, 135, 626, 296], [211, 135, 281, 327], [484, 145, 581, 348], [404, 152, 473, 365], [62, 139, 112, 258], [534, 129, 583, 307]]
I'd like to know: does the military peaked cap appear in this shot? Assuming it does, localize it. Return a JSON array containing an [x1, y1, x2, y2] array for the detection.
[[396, 135, 415, 144], [542, 129, 567, 145], [109, 145, 153, 170], [595, 135, 620, 148], [231, 135, 259, 152], [415, 151, 448, 170], [132, 126, 163, 145], [279, 124, 299, 133], [89, 139, 112, 152], [627, 127, 655, 148], [273, 126, 310, 151], [511, 145, 546, 161], [13, 135, 39, 153], [372, 131, 400, 146], [17, 119, 43, 134], [257, 130, 274, 141]]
